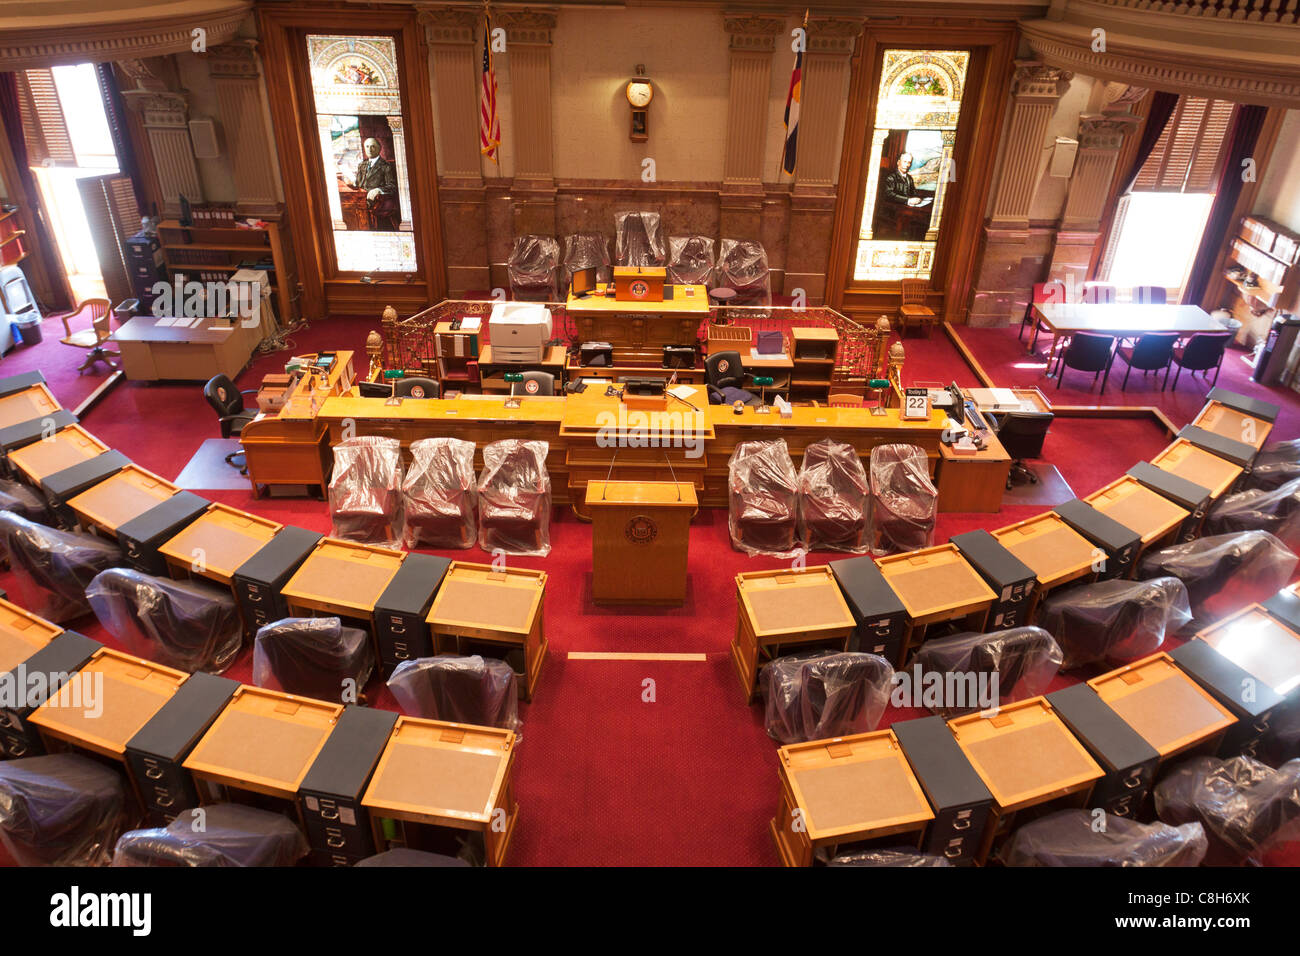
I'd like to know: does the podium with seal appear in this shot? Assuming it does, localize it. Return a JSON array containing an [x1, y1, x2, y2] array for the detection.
[[585, 480, 696, 605]]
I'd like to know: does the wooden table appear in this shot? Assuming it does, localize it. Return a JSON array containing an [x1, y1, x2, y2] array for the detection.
[[1031, 303, 1224, 374], [992, 513, 1098, 619], [158, 503, 283, 587], [1088, 653, 1236, 764], [567, 283, 709, 364], [1195, 605, 1300, 697], [0, 596, 61, 675], [948, 697, 1103, 862], [111, 314, 263, 382], [183, 685, 343, 802], [1151, 438, 1244, 501], [731, 566, 856, 701], [426, 562, 547, 701], [361, 716, 518, 867], [66, 464, 177, 537], [936, 431, 1010, 513], [1192, 399, 1272, 452], [280, 538, 405, 622], [0, 382, 60, 430], [1084, 475, 1188, 557], [771, 730, 934, 867], [875, 544, 997, 665], [6, 423, 109, 486]]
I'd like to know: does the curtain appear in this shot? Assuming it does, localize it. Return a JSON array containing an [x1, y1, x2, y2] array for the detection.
[[1119, 90, 1179, 197], [1183, 104, 1268, 306], [95, 62, 149, 217], [0, 71, 70, 312]]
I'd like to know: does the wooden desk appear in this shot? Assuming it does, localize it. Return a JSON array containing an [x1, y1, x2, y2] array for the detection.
[[1192, 400, 1272, 452], [479, 344, 568, 394], [992, 513, 1098, 619], [771, 730, 934, 867], [28, 649, 187, 761], [967, 386, 1051, 416], [586, 480, 696, 606], [7, 423, 108, 486], [112, 314, 263, 382], [1088, 653, 1236, 764], [0, 382, 60, 430], [1084, 475, 1188, 556], [183, 685, 343, 801], [1195, 605, 1300, 697], [66, 464, 177, 536], [731, 566, 856, 701], [875, 544, 996, 665], [281, 538, 404, 621], [362, 716, 518, 867], [427, 562, 547, 701], [158, 503, 282, 588], [0, 596, 61, 675], [948, 697, 1103, 863], [1151, 438, 1243, 501], [936, 432, 1010, 513], [567, 284, 709, 364]]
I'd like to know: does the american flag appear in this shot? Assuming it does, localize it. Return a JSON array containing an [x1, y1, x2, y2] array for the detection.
[[480, 11, 501, 162]]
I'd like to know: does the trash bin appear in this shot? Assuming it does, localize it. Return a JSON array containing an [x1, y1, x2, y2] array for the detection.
[[13, 315, 42, 345]]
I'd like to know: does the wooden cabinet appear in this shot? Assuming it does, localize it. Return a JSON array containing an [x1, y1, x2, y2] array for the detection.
[[788, 328, 839, 404], [156, 218, 296, 327]]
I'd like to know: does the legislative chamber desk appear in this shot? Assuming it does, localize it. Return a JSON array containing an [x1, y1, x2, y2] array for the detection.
[[243, 388, 947, 509], [566, 284, 710, 364]]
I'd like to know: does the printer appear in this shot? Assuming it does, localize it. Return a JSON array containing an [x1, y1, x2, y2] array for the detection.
[[489, 303, 552, 363]]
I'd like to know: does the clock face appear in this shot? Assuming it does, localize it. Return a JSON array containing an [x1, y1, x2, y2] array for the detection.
[[626, 81, 653, 108]]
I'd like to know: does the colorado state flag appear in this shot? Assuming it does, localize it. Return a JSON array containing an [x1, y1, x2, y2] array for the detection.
[[781, 11, 807, 176]]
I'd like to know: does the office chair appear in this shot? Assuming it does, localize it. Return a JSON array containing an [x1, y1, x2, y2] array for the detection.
[[393, 376, 439, 399], [113, 805, 310, 867], [1081, 281, 1117, 304], [252, 616, 375, 704], [760, 651, 894, 745], [994, 410, 1054, 488], [666, 235, 715, 286], [1204, 479, 1300, 553], [1113, 332, 1180, 391], [1020, 280, 1067, 353], [59, 298, 117, 373], [615, 211, 665, 267], [0, 754, 126, 866], [1132, 285, 1167, 305], [477, 439, 552, 556], [1038, 576, 1191, 668], [798, 438, 871, 553], [505, 235, 561, 301], [898, 278, 937, 337], [714, 239, 771, 307], [1168, 332, 1232, 392], [1246, 439, 1300, 491], [705, 350, 760, 406], [357, 848, 472, 867], [0, 512, 123, 624], [1055, 332, 1116, 392], [912, 627, 1063, 717], [203, 374, 258, 473], [386, 655, 520, 731], [1138, 530, 1297, 623], [998, 809, 1208, 867], [562, 232, 612, 292], [328, 436, 405, 547], [727, 439, 800, 555], [403, 437, 477, 549], [510, 371, 554, 397], [870, 444, 937, 554]]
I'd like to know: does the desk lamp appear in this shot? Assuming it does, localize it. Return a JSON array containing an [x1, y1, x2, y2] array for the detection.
[[383, 369, 404, 406], [504, 372, 524, 409], [868, 379, 890, 416], [752, 375, 775, 414]]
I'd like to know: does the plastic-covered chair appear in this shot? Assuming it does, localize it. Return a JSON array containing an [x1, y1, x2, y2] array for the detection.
[[911, 627, 1063, 717], [760, 651, 893, 745], [1245, 439, 1300, 491], [506, 235, 561, 301], [1154, 755, 1300, 866], [563, 232, 612, 292], [999, 810, 1207, 867], [356, 848, 470, 867], [614, 211, 665, 267], [328, 436, 404, 547], [798, 438, 871, 553], [477, 439, 551, 557], [386, 656, 520, 732], [0, 512, 123, 623], [87, 567, 243, 674], [0, 477, 53, 524], [870, 444, 937, 555], [402, 437, 477, 550], [0, 754, 126, 866], [1204, 477, 1300, 553], [252, 617, 374, 704], [112, 804, 310, 867], [714, 239, 771, 306], [666, 236, 715, 286], [828, 848, 953, 867], [1037, 576, 1191, 669], [1137, 530, 1297, 624], [727, 439, 801, 557]]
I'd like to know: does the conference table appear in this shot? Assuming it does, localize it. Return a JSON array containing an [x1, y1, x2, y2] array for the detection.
[[1030, 303, 1227, 378]]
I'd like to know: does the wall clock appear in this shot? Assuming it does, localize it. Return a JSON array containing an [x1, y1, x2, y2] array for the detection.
[[626, 67, 653, 142]]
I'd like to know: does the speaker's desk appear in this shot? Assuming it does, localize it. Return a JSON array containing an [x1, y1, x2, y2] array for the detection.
[[567, 284, 709, 364]]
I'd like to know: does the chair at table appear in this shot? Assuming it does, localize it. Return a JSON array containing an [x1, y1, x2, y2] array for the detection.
[[869, 443, 937, 554], [59, 298, 117, 373], [827, 393, 865, 408], [1055, 331, 1115, 392], [798, 438, 871, 553], [393, 376, 439, 399], [705, 350, 760, 406], [666, 236, 715, 286], [113, 805, 310, 867], [1081, 281, 1117, 305], [0, 754, 126, 866], [898, 278, 936, 337], [403, 437, 477, 549], [614, 211, 665, 267], [562, 232, 612, 293], [727, 439, 800, 556], [203, 374, 258, 472], [252, 616, 375, 703], [328, 436, 405, 547], [1019, 280, 1067, 354], [506, 235, 561, 301], [761, 651, 894, 745], [477, 439, 551, 556], [386, 655, 521, 731], [995, 411, 1054, 488], [714, 239, 771, 307], [1132, 285, 1167, 305], [1168, 331, 1232, 392], [510, 370, 554, 397], [1113, 332, 1180, 391]]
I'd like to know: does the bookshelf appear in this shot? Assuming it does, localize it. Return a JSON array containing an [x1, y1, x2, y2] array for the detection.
[[0, 207, 28, 268], [1223, 215, 1300, 322], [434, 320, 481, 389], [156, 218, 296, 325], [788, 327, 839, 404]]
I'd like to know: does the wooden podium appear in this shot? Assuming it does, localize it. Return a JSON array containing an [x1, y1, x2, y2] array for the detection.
[[585, 480, 696, 605]]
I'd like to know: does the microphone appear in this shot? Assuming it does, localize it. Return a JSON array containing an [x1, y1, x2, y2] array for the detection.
[[601, 446, 620, 501]]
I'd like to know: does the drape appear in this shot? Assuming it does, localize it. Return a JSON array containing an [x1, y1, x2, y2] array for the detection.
[[1118, 90, 1179, 197]]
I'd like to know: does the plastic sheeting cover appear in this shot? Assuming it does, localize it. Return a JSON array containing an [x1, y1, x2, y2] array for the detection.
[[0, 477, 53, 525], [477, 439, 551, 557], [666, 236, 715, 286], [356, 848, 471, 867], [728, 439, 802, 558], [0, 754, 126, 866], [1137, 530, 1297, 623], [1037, 576, 1191, 669], [403, 437, 477, 550], [506, 235, 561, 301], [615, 211, 665, 267], [328, 436, 404, 547], [828, 848, 953, 867], [999, 809, 1208, 867], [798, 438, 871, 554], [870, 444, 937, 555], [563, 232, 612, 286], [1205, 477, 1300, 553], [1246, 438, 1300, 491], [714, 239, 771, 305], [760, 650, 894, 745], [253, 616, 374, 704], [0, 512, 123, 623], [113, 804, 309, 867], [910, 627, 1063, 717], [386, 655, 521, 733]]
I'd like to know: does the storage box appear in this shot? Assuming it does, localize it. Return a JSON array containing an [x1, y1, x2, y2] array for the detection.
[[232, 526, 323, 633], [1169, 638, 1288, 760], [1126, 462, 1211, 542], [829, 554, 907, 662], [116, 491, 211, 575], [373, 553, 452, 678], [1047, 683, 1160, 820], [950, 529, 1037, 629], [893, 715, 994, 865], [1052, 498, 1140, 581]]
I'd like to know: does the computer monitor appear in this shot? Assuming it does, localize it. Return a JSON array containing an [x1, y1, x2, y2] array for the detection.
[[571, 266, 598, 298]]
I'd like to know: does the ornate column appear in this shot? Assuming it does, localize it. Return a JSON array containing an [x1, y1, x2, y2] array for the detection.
[[419, 5, 492, 294], [208, 40, 281, 217], [720, 15, 783, 240], [499, 8, 558, 249], [784, 17, 861, 304], [122, 85, 204, 218], [969, 61, 1072, 326]]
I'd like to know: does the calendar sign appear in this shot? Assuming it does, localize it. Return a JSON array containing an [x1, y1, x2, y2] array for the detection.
[[902, 388, 930, 420]]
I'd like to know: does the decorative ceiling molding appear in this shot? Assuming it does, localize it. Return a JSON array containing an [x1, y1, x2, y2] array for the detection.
[[724, 14, 786, 52], [1011, 59, 1074, 99], [1076, 111, 1141, 150], [208, 39, 261, 79], [416, 4, 481, 43], [807, 16, 864, 56], [498, 8, 558, 45]]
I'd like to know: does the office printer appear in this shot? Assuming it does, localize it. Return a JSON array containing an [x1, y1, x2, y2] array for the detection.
[[488, 303, 552, 363]]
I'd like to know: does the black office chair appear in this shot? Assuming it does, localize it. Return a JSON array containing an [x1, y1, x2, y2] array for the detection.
[[1055, 332, 1115, 392], [1113, 332, 1180, 391], [1168, 332, 1232, 392], [393, 376, 439, 399], [113, 804, 310, 867], [510, 371, 554, 397], [203, 374, 257, 473], [0, 754, 127, 866], [386, 655, 520, 731], [705, 350, 760, 406], [995, 410, 1054, 488]]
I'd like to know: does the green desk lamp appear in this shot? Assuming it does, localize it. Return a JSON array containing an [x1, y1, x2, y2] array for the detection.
[[504, 371, 524, 408], [753, 375, 775, 414]]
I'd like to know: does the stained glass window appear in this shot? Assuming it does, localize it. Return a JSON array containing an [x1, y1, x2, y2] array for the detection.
[[854, 50, 969, 282], [306, 34, 417, 274]]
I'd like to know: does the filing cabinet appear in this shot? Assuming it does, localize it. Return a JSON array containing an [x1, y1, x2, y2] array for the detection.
[[40, 450, 131, 528], [828, 554, 907, 662], [124, 672, 239, 825], [1053, 498, 1140, 580], [1169, 639, 1286, 760], [893, 715, 994, 865], [1048, 683, 1160, 820], [950, 529, 1037, 629], [373, 553, 451, 678], [117, 491, 211, 575], [1127, 462, 1211, 542], [0, 631, 101, 759], [299, 705, 398, 866], [232, 526, 322, 633]]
